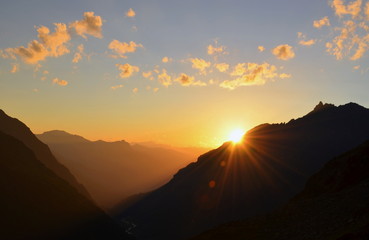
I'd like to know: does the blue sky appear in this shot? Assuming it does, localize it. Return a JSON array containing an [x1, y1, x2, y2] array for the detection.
[[1, 0, 368, 147]]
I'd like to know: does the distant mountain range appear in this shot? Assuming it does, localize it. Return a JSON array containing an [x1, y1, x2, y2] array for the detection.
[[192, 140, 369, 240], [120, 102, 369, 240], [0, 111, 132, 239], [37, 130, 206, 211]]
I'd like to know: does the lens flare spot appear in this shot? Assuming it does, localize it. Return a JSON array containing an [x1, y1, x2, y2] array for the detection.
[[209, 180, 216, 188]]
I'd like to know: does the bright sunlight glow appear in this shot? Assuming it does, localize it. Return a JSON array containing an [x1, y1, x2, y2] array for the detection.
[[227, 128, 244, 143]]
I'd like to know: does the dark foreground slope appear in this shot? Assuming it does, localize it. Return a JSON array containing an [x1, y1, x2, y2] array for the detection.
[[0, 110, 90, 198], [120, 102, 369, 240], [0, 131, 132, 240], [192, 140, 369, 240], [37, 130, 195, 210]]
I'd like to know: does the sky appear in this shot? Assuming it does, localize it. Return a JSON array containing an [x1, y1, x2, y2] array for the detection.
[[1, 0, 369, 147]]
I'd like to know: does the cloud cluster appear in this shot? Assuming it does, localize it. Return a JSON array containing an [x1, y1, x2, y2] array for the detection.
[[109, 40, 143, 58], [272, 44, 295, 60], [116, 63, 140, 78], [220, 62, 282, 89], [52, 78, 68, 86], [5, 12, 103, 65], [331, 0, 362, 18]]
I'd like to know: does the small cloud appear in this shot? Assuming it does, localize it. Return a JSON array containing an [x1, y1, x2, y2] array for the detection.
[[190, 58, 211, 74], [70, 12, 103, 39], [52, 77, 68, 86], [297, 32, 316, 46], [33, 88, 39, 92], [131, 26, 138, 32], [132, 87, 138, 93], [108, 40, 143, 58], [353, 65, 360, 70], [313, 16, 330, 28], [10, 63, 19, 73], [162, 56, 172, 63], [299, 39, 316, 46], [215, 63, 229, 72], [43, 70, 49, 75], [142, 71, 153, 79], [272, 44, 295, 60], [207, 44, 224, 55], [153, 87, 159, 92], [0, 49, 16, 59], [111, 84, 124, 90], [41, 76, 47, 81], [175, 73, 195, 86], [331, 0, 362, 18], [279, 73, 292, 79], [157, 69, 172, 87], [72, 44, 84, 63], [116, 63, 139, 78], [258, 46, 265, 52], [126, 8, 136, 18]]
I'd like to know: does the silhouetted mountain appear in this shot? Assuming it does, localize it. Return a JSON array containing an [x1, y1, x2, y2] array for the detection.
[[0, 130, 133, 240], [192, 140, 369, 240], [120, 102, 369, 240], [37, 130, 200, 211], [0, 110, 90, 198]]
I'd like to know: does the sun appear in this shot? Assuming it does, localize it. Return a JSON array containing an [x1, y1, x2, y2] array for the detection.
[[227, 128, 245, 143]]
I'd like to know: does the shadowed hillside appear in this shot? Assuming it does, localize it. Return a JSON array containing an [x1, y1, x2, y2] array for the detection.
[[0, 130, 133, 240], [192, 140, 369, 240], [0, 110, 90, 199], [37, 130, 201, 210], [120, 102, 369, 240]]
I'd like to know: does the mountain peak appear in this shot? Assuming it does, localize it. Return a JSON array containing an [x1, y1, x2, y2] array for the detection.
[[37, 130, 89, 144], [311, 101, 335, 114]]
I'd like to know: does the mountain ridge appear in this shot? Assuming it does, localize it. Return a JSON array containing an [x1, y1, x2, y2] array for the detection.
[[120, 102, 369, 240]]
